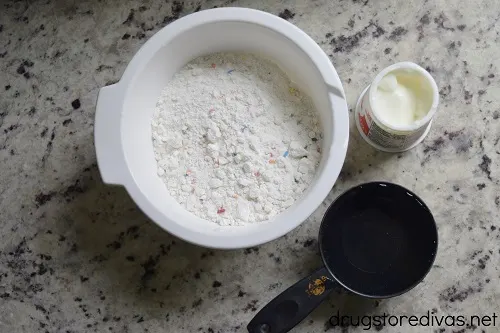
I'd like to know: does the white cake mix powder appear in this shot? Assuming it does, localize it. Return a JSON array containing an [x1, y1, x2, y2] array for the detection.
[[152, 53, 322, 225]]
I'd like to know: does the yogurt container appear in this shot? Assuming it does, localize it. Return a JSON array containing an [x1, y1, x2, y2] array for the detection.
[[355, 62, 439, 152]]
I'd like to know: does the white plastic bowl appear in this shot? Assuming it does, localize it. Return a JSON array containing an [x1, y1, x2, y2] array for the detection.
[[94, 8, 349, 249]]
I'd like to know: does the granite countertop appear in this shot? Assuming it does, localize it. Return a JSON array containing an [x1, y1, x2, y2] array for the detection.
[[1, 0, 499, 332]]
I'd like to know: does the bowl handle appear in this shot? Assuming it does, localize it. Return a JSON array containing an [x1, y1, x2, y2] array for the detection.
[[94, 84, 127, 186], [324, 81, 346, 100]]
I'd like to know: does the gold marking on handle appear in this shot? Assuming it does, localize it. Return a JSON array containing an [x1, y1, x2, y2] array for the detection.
[[306, 276, 328, 296]]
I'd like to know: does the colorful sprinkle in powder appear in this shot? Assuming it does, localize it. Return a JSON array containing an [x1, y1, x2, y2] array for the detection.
[[289, 87, 301, 97], [211, 63, 216, 69], [269, 159, 276, 164], [227, 69, 234, 74], [283, 151, 289, 157], [217, 207, 226, 214]]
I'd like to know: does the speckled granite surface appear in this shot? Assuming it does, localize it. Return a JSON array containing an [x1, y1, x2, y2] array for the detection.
[[1, 0, 499, 332]]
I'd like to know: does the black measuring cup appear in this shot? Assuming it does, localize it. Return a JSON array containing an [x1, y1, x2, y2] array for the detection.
[[247, 182, 438, 333]]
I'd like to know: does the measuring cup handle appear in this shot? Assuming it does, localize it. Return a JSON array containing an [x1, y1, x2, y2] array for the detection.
[[247, 266, 337, 333]]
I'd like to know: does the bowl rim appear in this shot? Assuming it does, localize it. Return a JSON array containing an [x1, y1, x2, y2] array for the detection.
[[97, 7, 349, 249]]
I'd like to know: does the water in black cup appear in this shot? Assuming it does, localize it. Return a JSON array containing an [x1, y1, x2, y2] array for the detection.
[[248, 182, 438, 333], [320, 182, 438, 297]]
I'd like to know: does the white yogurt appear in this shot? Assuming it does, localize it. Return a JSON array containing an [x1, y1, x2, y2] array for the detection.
[[354, 62, 439, 152], [372, 72, 433, 127]]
